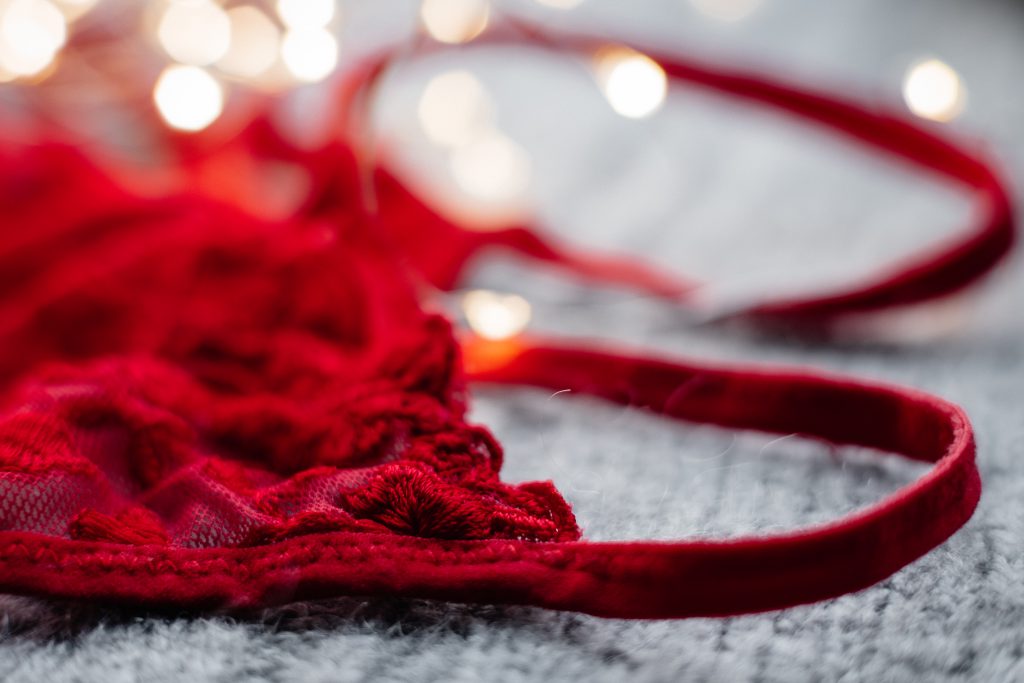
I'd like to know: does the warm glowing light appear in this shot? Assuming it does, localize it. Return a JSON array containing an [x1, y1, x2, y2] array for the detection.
[[690, 0, 761, 22], [534, 0, 583, 7], [0, 0, 66, 77], [903, 58, 965, 122], [153, 65, 224, 132], [450, 132, 531, 202], [276, 0, 334, 29], [418, 70, 495, 147], [595, 47, 667, 119], [218, 6, 279, 78], [462, 290, 532, 341], [420, 0, 489, 44], [157, 0, 231, 66], [280, 27, 338, 82]]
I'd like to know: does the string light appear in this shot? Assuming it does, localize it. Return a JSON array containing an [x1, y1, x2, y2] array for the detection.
[[420, 0, 489, 44], [0, 0, 67, 78], [416, 68, 530, 206], [153, 64, 224, 132], [275, 0, 334, 29], [280, 27, 338, 82], [218, 5, 279, 79], [450, 131, 531, 202], [690, 0, 761, 22], [157, 0, 231, 67], [462, 289, 532, 340], [903, 58, 965, 122], [418, 70, 495, 147], [594, 46, 667, 119]]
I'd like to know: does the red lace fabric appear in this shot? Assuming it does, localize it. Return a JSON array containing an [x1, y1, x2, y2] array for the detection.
[[0, 141, 579, 551]]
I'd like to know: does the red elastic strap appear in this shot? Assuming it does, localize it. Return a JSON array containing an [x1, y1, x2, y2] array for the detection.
[[462, 338, 979, 617], [336, 23, 1015, 324], [0, 339, 978, 617]]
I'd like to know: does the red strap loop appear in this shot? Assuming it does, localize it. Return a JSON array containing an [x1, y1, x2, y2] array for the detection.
[[463, 338, 979, 617], [336, 23, 1015, 325]]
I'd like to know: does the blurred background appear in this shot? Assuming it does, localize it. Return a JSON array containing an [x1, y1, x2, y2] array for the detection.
[[2, 1, 1023, 681], [1, 0, 1021, 339]]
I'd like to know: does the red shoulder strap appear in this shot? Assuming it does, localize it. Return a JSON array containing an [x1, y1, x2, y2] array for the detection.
[[459, 338, 978, 617], [336, 23, 1014, 326]]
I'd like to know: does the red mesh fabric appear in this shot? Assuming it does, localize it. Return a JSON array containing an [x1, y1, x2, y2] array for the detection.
[[0, 141, 579, 550]]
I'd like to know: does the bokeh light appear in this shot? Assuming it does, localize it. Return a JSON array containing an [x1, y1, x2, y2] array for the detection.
[[903, 58, 965, 122], [157, 0, 231, 67], [276, 0, 334, 30], [0, 0, 67, 78], [280, 27, 338, 82], [449, 132, 531, 202], [420, 0, 489, 44], [218, 5, 279, 79], [462, 289, 532, 341], [595, 47, 667, 119], [153, 64, 224, 132], [418, 70, 495, 147]]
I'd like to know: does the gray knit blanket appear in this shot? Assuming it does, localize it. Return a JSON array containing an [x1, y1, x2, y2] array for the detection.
[[2, 0, 1022, 680]]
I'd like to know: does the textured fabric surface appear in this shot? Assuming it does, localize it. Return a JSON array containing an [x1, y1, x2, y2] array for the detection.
[[2, 0, 1023, 680]]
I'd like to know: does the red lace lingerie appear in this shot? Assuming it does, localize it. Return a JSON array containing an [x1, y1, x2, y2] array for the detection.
[[0, 26, 1012, 618]]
